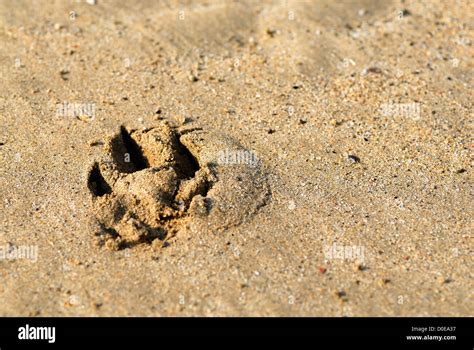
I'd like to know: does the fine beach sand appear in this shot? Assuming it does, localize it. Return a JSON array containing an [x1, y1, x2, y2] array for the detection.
[[0, 0, 472, 316]]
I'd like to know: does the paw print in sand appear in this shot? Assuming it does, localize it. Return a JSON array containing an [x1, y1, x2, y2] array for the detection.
[[87, 121, 270, 250]]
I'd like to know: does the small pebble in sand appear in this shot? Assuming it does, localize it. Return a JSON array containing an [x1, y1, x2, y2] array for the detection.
[[362, 67, 383, 75], [60, 69, 70, 81], [86, 0, 97, 5], [266, 28, 277, 37], [355, 263, 367, 271], [400, 9, 411, 17], [437, 277, 453, 285], [173, 115, 187, 125], [77, 115, 93, 122], [288, 200, 296, 210], [88, 140, 104, 147], [335, 290, 348, 301], [347, 154, 360, 163], [378, 278, 391, 287]]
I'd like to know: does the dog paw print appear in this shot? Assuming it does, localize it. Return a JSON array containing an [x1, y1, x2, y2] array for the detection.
[[87, 121, 270, 250]]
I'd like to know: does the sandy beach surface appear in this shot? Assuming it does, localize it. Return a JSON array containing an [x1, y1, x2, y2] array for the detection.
[[0, 0, 472, 316]]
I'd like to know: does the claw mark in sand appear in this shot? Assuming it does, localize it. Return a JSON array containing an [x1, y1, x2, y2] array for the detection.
[[87, 121, 270, 250]]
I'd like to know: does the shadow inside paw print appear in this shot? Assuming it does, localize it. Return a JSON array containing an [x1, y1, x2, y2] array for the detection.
[[87, 123, 214, 250]]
